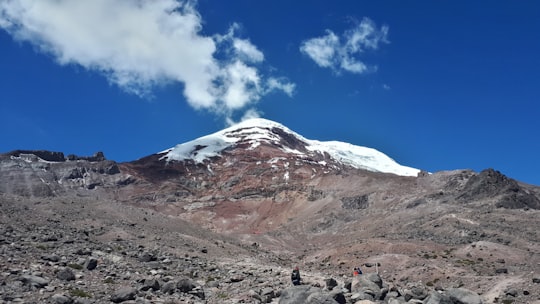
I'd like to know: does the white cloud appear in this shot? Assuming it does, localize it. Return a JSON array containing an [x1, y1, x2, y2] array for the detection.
[[300, 18, 389, 74], [0, 0, 293, 119], [299, 30, 339, 68], [266, 77, 296, 97], [221, 60, 261, 110], [233, 39, 264, 63]]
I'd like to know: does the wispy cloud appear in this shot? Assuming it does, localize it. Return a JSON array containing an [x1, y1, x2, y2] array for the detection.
[[300, 18, 389, 74], [0, 0, 294, 119], [266, 77, 296, 97]]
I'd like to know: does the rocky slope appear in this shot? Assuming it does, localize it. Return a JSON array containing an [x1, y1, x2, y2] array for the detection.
[[1, 119, 540, 303]]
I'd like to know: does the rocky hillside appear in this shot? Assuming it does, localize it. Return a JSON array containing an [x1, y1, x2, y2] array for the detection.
[[1, 119, 540, 303]]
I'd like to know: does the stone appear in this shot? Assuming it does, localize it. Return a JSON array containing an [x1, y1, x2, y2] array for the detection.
[[161, 281, 176, 294], [330, 290, 346, 304], [42, 254, 60, 262], [56, 267, 76, 281], [138, 252, 156, 262], [84, 258, 98, 270], [20, 274, 49, 288], [110, 287, 137, 303], [446, 288, 482, 304], [325, 278, 338, 290], [279, 285, 338, 304], [140, 278, 160, 291], [424, 291, 453, 304], [51, 293, 74, 304], [177, 278, 196, 292]]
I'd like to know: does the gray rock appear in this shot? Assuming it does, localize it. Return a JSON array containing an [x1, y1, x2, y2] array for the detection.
[[140, 278, 160, 291], [325, 278, 338, 290], [84, 257, 98, 270], [20, 274, 49, 288], [177, 278, 196, 292], [249, 289, 263, 301], [446, 288, 482, 304], [56, 267, 76, 281], [260, 287, 276, 303], [351, 275, 382, 299], [138, 252, 156, 262], [365, 273, 383, 288], [189, 286, 206, 299], [403, 285, 428, 301], [42, 254, 60, 262], [51, 293, 74, 304], [504, 288, 518, 297], [279, 285, 338, 304], [161, 281, 176, 294], [110, 287, 137, 303], [424, 291, 453, 304], [329, 290, 346, 304]]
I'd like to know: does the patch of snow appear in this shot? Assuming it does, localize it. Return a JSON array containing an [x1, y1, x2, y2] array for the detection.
[[268, 157, 285, 164], [306, 140, 420, 176]]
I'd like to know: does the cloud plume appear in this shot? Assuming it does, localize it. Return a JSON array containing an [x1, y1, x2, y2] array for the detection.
[[300, 18, 389, 74], [0, 0, 294, 118]]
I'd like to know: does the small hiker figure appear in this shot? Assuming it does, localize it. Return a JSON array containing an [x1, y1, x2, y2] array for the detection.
[[353, 266, 362, 276], [291, 266, 301, 285]]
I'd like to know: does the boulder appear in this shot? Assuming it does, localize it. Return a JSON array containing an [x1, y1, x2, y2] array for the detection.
[[330, 290, 346, 304], [56, 267, 75, 281], [279, 285, 338, 304], [84, 257, 98, 270], [403, 285, 428, 301], [325, 277, 338, 290], [424, 291, 453, 304], [161, 281, 176, 294], [110, 287, 137, 303], [140, 278, 160, 291], [177, 278, 196, 292], [351, 275, 382, 300], [20, 274, 49, 288], [446, 288, 482, 304], [51, 294, 74, 304]]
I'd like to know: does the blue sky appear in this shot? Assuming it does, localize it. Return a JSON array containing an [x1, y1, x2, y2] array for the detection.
[[1, 1, 539, 185]]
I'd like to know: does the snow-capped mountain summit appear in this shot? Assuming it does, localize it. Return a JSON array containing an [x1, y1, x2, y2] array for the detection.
[[161, 118, 420, 176]]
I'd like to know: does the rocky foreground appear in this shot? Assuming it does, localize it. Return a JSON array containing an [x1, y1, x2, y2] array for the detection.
[[1, 193, 539, 304]]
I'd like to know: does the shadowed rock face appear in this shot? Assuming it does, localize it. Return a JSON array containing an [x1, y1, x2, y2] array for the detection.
[[1, 129, 540, 303], [458, 169, 540, 209], [6, 150, 66, 162], [0, 151, 126, 197]]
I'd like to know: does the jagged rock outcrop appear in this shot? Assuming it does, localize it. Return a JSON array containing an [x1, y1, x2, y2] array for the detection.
[[0, 150, 131, 197], [6, 150, 66, 162], [458, 168, 540, 209]]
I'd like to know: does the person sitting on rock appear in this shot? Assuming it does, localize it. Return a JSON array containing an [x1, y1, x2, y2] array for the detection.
[[353, 266, 362, 276], [291, 266, 301, 285]]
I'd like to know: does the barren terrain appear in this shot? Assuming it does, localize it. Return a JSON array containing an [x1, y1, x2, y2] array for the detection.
[[1, 131, 540, 303]]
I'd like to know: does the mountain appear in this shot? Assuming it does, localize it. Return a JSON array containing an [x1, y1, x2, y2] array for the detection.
[[160, 118, 420, 176], [1, 119, 540, 303]]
